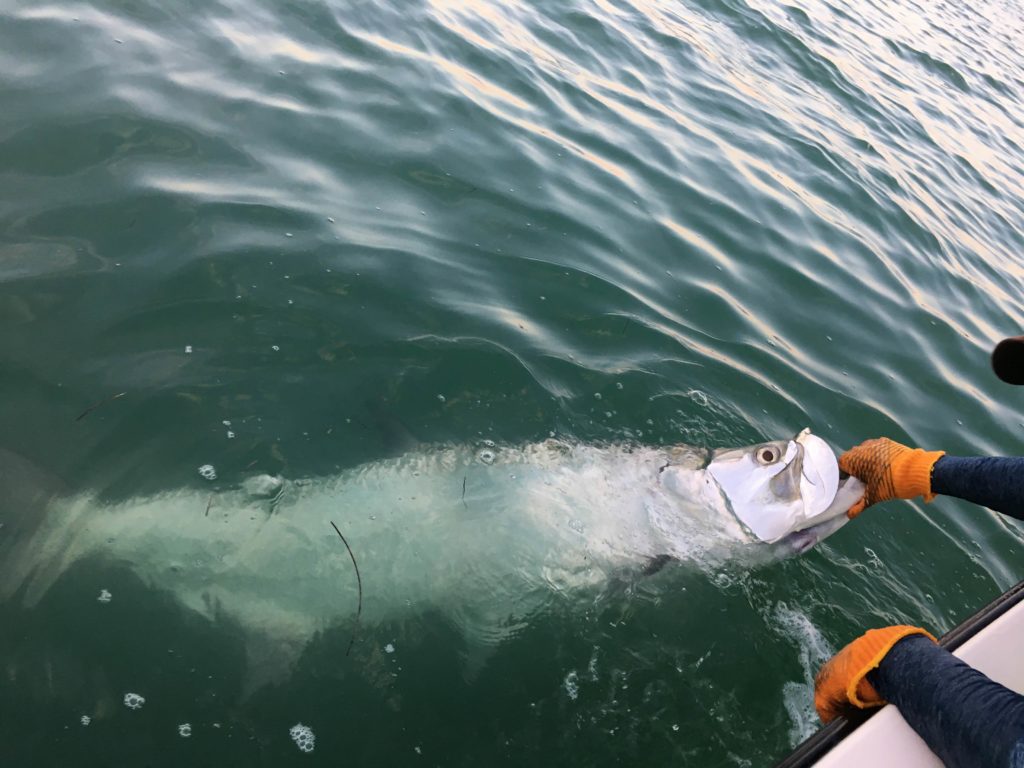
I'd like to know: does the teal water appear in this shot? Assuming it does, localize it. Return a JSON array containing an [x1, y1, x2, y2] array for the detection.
[[3, 0, 1024, 764]]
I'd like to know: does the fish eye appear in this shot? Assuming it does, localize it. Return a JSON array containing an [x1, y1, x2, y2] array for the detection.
[[755, 446, 779, 465]]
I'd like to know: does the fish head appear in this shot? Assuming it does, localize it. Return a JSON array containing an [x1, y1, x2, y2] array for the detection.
[[706, 428, 862, 544]]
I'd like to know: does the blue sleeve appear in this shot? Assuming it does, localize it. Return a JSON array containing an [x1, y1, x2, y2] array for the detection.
[[931, 456, 1024, 520], [866, 635, 1024, 768]]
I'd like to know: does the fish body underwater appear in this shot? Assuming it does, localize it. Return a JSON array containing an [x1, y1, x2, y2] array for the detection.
[[0, 430, 862, 683]]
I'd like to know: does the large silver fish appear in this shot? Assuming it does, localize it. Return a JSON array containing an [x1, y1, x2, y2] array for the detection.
[[0, 429, 862, 681]]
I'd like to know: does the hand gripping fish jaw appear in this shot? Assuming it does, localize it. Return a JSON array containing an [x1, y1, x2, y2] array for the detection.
[[706, 428, 865, 545]]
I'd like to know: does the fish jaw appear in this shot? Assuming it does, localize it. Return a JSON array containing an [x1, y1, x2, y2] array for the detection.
[[771, 475, 866, 556], [793, 430, 840, 519]]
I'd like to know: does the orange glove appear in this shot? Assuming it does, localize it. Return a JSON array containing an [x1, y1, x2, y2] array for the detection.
[[814, 625, 937, 723], [839, 438, 945, 518]]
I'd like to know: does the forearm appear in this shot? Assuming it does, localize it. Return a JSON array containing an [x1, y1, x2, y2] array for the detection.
[[931, 456, 1024, 520], [867, 635, 1024, 768]]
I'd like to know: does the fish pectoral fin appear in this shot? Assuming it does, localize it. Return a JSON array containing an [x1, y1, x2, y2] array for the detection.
[[641, 553, 674, 576], [363, 397, 421, 456]]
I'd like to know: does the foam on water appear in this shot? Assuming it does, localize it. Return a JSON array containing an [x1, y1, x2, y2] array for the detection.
[[772, 603, 835, 745], [564, 670, 580, 701], [289, 723, 315, 753]]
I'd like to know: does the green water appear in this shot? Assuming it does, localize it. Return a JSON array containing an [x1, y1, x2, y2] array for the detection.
[[3, 0, 1024, 764]]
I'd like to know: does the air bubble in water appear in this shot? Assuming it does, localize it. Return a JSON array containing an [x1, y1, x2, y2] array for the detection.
[[564, 670, 579, 700], [178, 723, 192, 738], [198, 464, 217, 481], [437, 394, 446, 403], [80, 715, 91, 726], [289, 723, 315, 753], [384, 643, 395, 654], [97, 589, 112, 603], [185, 345, 192, 354], [272, 345, 280, 352], [478, 449, 495, 465], [123, 693, 145, 710]]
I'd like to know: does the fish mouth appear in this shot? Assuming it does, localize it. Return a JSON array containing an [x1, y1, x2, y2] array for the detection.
[[792, 429, 840, 523], [774, 513, 849, 555]]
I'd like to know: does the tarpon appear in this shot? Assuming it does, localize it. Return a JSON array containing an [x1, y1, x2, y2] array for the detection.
[[0, 429, 863, 683]]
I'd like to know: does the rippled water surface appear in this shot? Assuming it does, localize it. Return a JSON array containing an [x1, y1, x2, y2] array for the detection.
[[3, 0, 1024, 764]]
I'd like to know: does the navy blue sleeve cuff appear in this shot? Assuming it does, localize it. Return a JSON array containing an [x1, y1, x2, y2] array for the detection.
[[932, 456, 1024, 520], [866, 635, 1024, 768]]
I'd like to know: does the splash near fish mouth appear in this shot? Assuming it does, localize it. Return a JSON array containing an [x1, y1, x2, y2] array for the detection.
[[0, 429, 862, 684]]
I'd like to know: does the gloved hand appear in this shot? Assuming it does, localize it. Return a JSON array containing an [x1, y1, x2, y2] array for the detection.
[[839, 438, 945, 518], [814, 625, 937, 723]]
